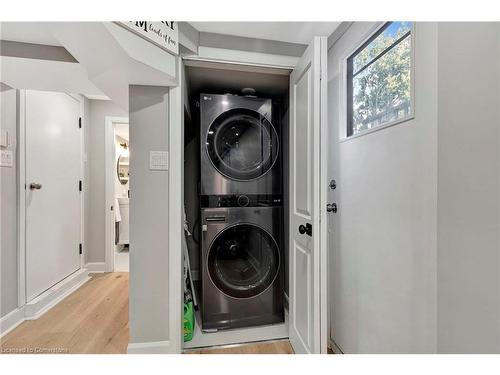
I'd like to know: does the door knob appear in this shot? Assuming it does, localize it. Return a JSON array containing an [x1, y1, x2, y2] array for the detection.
[[298, 223, 312, 236], [29, 183, 42, 190]]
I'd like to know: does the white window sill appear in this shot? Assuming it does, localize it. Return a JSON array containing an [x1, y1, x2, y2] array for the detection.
[[338, 114, 415, 143]]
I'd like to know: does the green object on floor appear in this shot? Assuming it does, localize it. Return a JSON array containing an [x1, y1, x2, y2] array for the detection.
[[183, 301, 194, 342]]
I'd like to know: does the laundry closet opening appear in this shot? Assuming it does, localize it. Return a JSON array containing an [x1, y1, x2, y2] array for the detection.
[[182, 60, 291, 349]]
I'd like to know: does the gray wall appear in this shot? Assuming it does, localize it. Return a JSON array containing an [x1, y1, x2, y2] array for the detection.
[[0, 86, 18, 317], [328, 21, 500, 354], [437, 22, 500, 353], [86, 99, 127, 263], [328, 22, 439, 353], [128, 85, 170, 345]]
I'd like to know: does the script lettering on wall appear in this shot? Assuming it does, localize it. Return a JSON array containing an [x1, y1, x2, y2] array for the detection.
[[117, 21, 179, 55]]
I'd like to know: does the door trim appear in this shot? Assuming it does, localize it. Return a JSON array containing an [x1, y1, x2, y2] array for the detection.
[[104, 116, 129, 273], [318, 36, 329, 354], [17, 90, 85, 306], [17, 90, 26, 307], [169, 60, 184, 354]]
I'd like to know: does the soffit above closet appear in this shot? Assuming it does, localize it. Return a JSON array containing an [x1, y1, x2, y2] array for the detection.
[[185, 63, 290, 97]]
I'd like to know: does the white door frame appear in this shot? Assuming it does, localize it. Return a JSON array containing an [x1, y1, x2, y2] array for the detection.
[[17, 90, 85, 307], [318, 36, 329, 354], [169, 60, 184, 354], [104, 116, 129, 273]]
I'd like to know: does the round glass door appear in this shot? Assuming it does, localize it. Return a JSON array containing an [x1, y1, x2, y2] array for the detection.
[[206, 108, 279, 181], [208, 224, 280, 299]]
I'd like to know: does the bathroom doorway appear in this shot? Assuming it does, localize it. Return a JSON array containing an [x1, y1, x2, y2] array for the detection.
[[105, 116, 130, 272]]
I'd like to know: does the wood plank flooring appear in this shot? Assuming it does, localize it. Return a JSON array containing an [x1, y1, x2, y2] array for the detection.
[[0, 272, 294, 354], [1, 272, 129, 354], [185, 340, 294, 354]]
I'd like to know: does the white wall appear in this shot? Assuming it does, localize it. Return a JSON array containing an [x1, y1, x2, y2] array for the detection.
[[436, 22, 500, 353], [0, 86, 18, 317], [86, 99, 127, 264], [327, 22, 439, 353], [128, 85, 171, 347]]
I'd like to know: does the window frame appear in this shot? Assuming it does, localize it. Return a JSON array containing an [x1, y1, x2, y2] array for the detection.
[[343, 22, 415, 140]]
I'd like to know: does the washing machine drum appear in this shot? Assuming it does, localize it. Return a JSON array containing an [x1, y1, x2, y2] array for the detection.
[[206, 108, 279, 181], [208, 224, 280, 299]]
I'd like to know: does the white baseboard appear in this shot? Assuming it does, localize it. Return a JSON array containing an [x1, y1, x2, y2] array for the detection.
[[0, 307, 26, 338], [24, 269, 91, 320], [127, 340, 173, 354], [85, 262, 106, 273], [1, 268, 91, 337]]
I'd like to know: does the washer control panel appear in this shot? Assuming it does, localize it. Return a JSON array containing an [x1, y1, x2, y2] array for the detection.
[[201, 194, 283, 208]]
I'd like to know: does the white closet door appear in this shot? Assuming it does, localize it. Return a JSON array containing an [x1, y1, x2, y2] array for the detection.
[[25, 90, 82, 302], [288, 36, 328, 354]]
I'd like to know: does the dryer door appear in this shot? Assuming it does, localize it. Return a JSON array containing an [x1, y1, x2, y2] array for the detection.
[[206, 108, 279, 181], [208, 224, 280, 299]]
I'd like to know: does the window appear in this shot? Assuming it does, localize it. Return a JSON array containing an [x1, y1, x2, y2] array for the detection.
[[347, 22, 413, 137]]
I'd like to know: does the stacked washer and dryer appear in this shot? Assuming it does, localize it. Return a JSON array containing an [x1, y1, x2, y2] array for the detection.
[[199, 93, 284, 331]]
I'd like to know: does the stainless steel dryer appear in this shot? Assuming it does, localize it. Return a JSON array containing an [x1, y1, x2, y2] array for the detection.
[[200, 93, 282, 198], [201, 206, 284, 331]]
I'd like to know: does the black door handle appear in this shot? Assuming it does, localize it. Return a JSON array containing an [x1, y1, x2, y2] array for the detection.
[[298, 223, 312, 237]]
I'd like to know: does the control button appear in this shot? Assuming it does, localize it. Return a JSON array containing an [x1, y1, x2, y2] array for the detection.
[[237, 195, 250, 207]]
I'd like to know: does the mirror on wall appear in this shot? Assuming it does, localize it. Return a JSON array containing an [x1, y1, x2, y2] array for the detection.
[[117, 142, 129, 185]]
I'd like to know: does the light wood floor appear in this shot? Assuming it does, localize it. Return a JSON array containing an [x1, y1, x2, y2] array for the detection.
[[1, 272, 294, 354], [185, 340, 294, 354], [1, 273, 129, 354]]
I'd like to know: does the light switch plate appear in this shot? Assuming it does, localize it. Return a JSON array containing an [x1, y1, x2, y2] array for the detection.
[[0, 150, 13, 167], [149, 151, 168, 171], [0, 130, 9, 148]]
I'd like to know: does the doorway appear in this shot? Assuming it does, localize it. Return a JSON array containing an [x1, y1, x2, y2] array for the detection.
[[105, 116, 130, 273], [178, 36, 328, 354]]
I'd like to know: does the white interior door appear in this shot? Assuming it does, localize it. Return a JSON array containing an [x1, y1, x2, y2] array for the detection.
[[25, 90, 82, 302], [289, 37, 328, 354]]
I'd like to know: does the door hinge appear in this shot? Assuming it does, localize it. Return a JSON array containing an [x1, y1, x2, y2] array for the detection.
[[79, 180, 82, 192], [78, 117, 82, 129], [79, 243, 83, 255]]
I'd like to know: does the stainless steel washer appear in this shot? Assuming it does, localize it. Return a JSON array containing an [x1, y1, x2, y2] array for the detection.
[[201, 206, 284, 331], [200, 93, 282, 197]]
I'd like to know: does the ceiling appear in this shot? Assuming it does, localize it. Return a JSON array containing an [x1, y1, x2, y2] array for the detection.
[[1, 21, 340, 48], [0, 22, 62, 46], [190, 22, 340, 45]]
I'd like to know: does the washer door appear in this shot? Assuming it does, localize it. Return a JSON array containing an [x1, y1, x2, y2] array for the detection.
[[208, 224, 280, 299], [206, 108, 279, 181]]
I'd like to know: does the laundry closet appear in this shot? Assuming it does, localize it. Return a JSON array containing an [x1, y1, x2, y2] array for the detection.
[[182, 60, 291, 348]]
